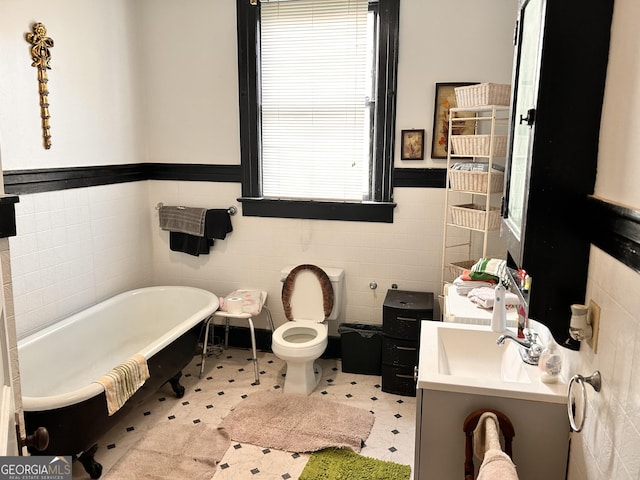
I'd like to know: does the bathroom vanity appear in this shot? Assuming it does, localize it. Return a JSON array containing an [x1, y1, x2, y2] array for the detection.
[[413, 321, 569, 480]]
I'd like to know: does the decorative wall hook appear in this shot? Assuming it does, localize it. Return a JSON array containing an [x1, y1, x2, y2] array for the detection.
[[25, 22, 54, 149]]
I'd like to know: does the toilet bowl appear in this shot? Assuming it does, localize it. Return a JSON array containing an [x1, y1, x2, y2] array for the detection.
[[272, 264, 344, 395]]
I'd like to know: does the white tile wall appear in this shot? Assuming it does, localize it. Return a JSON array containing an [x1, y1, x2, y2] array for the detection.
[[147, 181, 447, 335], [10, 180, 449, 338], [9, 182, 153, 339], [567, 246, 640, 480]]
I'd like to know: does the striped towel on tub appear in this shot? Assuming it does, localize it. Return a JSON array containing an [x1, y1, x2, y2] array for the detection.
[[94, 354, 150, 416]]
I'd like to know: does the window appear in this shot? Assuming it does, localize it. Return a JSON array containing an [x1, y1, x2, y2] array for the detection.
[[236, 0, 399, 222]]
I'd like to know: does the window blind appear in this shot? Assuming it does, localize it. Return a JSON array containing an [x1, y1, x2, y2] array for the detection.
[[260, 0, 369, 201]]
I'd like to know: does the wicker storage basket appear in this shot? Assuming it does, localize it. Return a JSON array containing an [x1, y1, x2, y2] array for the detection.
[[449, 203, 501, 230], [454, 83, 511, 107], [447, 259, 477, 278], [450, 135, 507, 157], [449, 169, 504, 193]]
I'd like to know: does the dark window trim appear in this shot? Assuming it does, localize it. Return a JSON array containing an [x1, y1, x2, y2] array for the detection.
[[3, 164, 148, 194], [3, 164, 443, 194], [4, 165, 638, 267], [237, 197, 396, 223], [393, 168, 446, 188], [235, 0, 400, 223], [586, 196, 640, 274]]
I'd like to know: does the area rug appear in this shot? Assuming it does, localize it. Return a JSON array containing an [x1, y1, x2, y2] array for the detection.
[[300, 448, 412, 480], [219, 390, 374, 453], [103, 422, 230, 480]]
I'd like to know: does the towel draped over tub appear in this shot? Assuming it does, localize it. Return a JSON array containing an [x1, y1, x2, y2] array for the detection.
[[94, 353, 150, 416]]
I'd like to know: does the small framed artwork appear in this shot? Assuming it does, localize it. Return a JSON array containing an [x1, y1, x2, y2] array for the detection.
[[431, 82, 478, 159], [401, 129, 425, 160]]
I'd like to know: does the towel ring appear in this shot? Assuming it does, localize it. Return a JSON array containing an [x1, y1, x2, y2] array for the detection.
[[567, 370, 601, 432]]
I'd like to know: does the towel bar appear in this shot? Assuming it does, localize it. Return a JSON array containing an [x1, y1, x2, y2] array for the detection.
[[155, 202, 237, 215]]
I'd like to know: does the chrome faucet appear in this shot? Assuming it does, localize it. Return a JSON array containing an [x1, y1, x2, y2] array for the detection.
[[496, 329, 543, 365]]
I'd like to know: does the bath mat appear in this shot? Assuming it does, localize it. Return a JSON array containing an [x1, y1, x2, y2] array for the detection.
[[219, 390, 374, 453], [300, 448, 411, 480], [103, 422, 230, 480]]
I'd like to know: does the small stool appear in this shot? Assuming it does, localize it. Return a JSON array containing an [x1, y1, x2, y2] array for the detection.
[[200, 290, 274, 384]]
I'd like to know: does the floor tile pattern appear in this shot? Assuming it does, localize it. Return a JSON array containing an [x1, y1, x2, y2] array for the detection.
[[72, 348, 416, 479]]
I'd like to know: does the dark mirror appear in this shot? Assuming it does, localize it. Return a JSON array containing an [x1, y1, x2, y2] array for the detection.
[[501, 0, 614, 348]]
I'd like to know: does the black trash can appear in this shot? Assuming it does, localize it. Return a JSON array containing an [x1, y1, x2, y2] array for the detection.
[[338, 323, 383, 375]]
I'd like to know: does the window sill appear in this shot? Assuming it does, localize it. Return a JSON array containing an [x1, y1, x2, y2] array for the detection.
[[237, 197, 396, 223]]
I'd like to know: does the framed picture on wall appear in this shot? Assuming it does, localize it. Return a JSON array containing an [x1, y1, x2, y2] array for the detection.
[[400, 129, 425, 160], [431, 82, 478, 159]]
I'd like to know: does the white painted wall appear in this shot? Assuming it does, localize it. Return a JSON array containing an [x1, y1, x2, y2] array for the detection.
[[0, 0, 143, 169], [3, 0, 516, 339]]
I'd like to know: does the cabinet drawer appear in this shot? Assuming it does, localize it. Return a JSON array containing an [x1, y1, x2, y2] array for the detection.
[[381, 364, 416, 397], [383, 309, 429, 339], [382, 337, 418, 367]]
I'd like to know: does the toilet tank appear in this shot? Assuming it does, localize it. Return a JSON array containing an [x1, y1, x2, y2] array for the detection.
[[281, 265, 345, 321]]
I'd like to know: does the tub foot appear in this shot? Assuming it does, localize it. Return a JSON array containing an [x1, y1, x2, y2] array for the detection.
[[169, 371, 185, 398], [78, 444, 103, 479]]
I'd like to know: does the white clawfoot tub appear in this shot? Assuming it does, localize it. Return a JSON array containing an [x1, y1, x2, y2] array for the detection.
[[17, 286, 219, 479]]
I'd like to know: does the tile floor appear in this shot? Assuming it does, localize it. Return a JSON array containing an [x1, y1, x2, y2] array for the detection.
[[72, 347, 416, 479]]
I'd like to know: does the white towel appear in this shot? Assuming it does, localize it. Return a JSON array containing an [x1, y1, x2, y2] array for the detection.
[[94, 353, 150, 416], [474, 412, 519, 480], [453, 276, 497, 295], [467, 286, 520, 309], [473, 412, 502, 460], [477, 450, 519, 480]]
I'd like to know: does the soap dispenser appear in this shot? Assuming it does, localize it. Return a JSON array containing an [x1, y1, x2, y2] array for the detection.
[[538, 343, 563, 383], [491, 284, 507, 332]]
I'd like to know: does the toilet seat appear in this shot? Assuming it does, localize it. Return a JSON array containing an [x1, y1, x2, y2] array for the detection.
[[272, 322, 327, 350], [282, 264, 334, 322]]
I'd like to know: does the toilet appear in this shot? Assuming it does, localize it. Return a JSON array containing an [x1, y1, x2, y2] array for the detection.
[[271, 264, 345, 395]]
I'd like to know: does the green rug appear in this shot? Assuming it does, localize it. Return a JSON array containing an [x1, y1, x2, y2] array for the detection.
[[299, 448, 411, 480]]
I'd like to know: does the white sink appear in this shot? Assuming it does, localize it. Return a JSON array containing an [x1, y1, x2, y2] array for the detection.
[[419, 322, 566, 403], [437, 327, 531, 383]]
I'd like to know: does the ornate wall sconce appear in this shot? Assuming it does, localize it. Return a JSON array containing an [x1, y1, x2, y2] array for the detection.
[[25, 22, 54, 150]]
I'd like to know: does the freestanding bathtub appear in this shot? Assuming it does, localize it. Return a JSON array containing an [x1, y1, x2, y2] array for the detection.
[[17, 286, 219, 479]]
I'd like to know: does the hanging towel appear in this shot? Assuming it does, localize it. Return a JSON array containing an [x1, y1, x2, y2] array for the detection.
[[474, 412, 519, 480], [159, 206, 207, 236], [168, 209, 233, 256], [169, 232, 212, 256], [477, 450, 519, 480], [473, 412, 502, 460], [94, 353, 150, 416], [205, 209, 233, 240]]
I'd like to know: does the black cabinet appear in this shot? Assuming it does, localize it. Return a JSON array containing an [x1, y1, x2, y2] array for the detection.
[[381, 289, 434, 397], [501, 0, 614, 347]]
